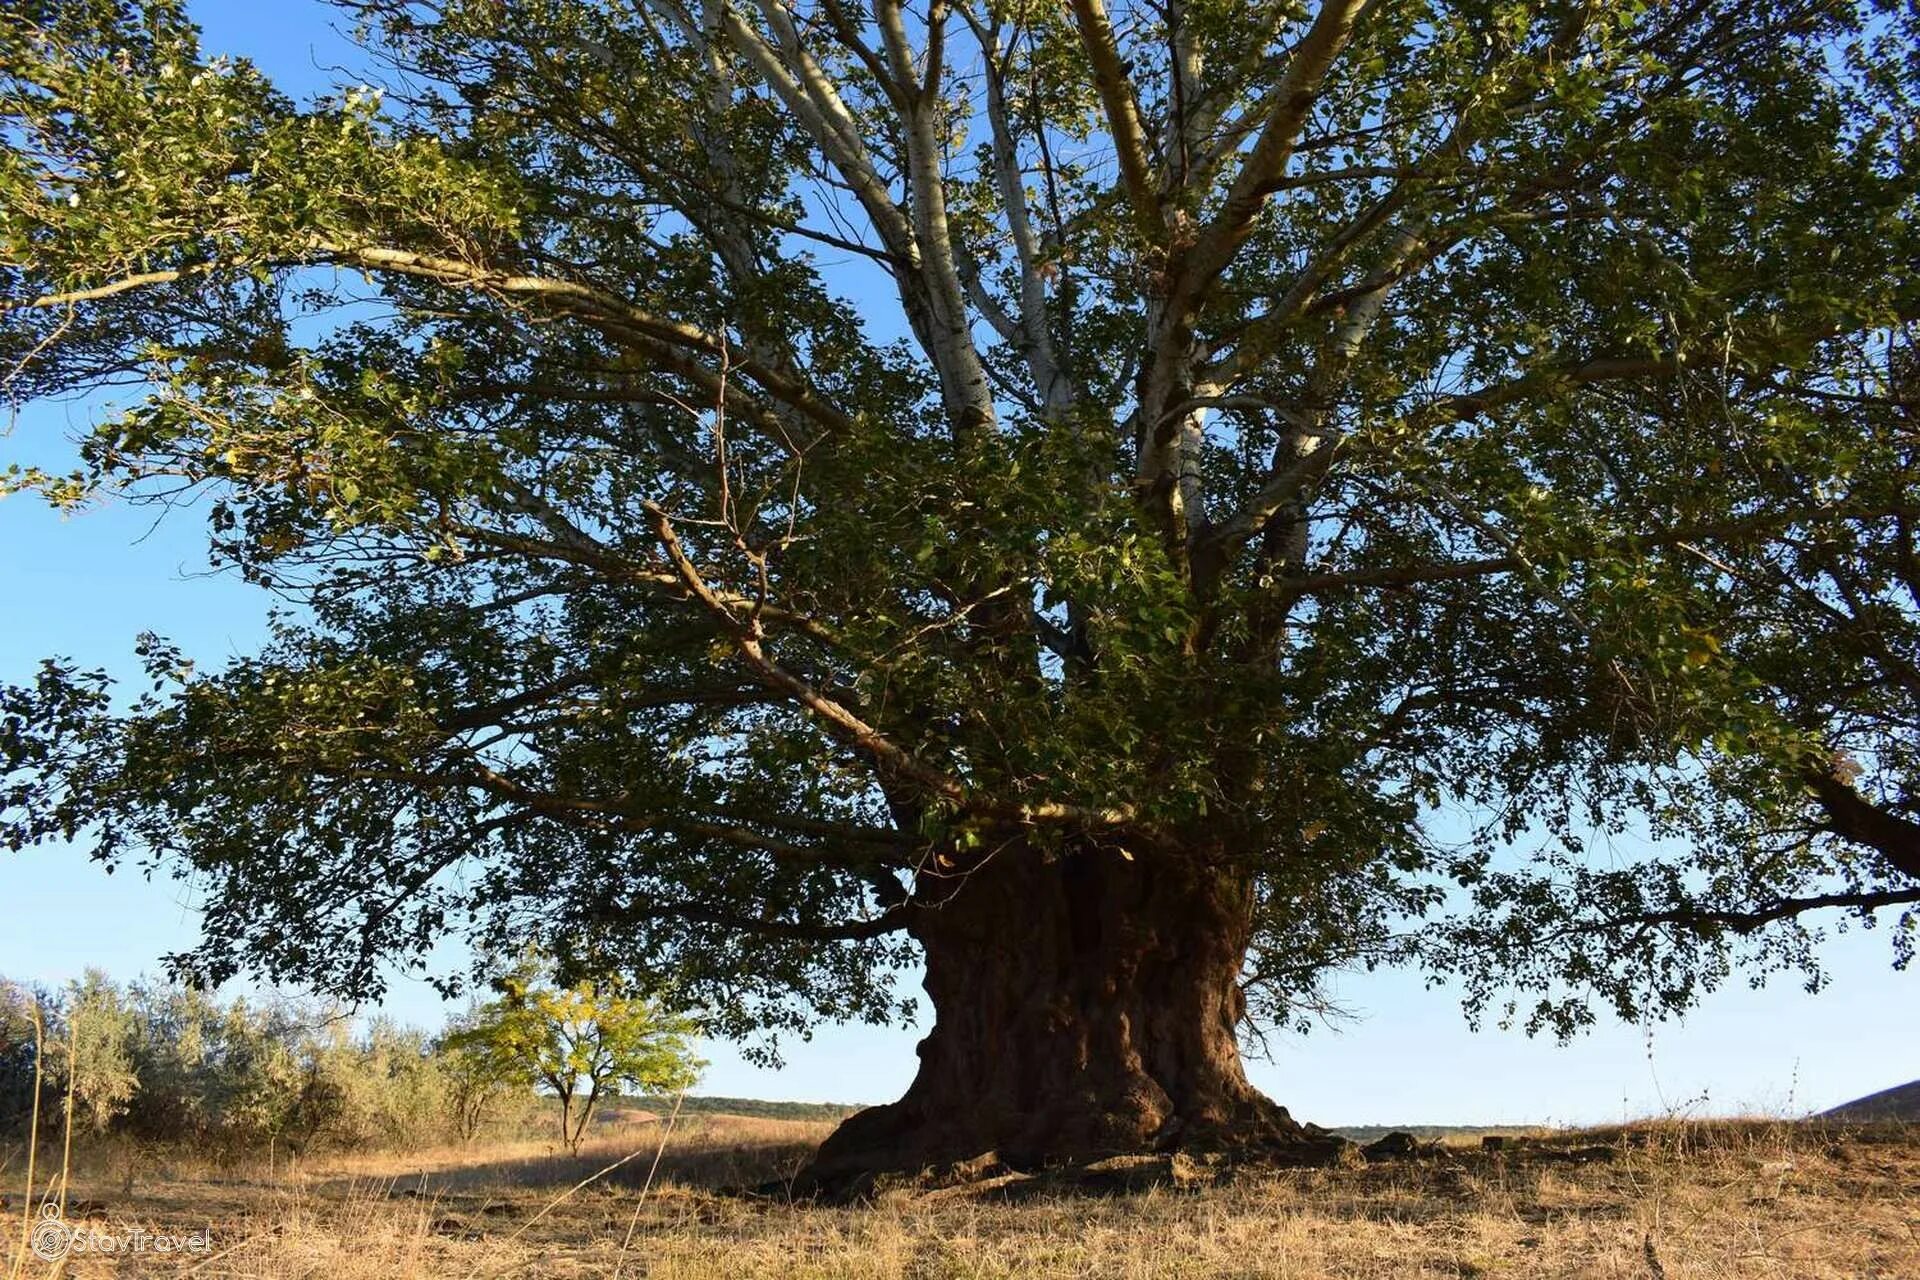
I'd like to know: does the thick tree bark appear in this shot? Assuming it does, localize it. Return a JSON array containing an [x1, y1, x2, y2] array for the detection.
[[803, 841, 1314, 1187]]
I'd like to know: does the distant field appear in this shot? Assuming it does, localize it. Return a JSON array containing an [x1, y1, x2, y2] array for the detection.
[[16, 1110, 1918, 1278], [1320, 1122, 1547, 1144], [605, 1094, 866, 1123]]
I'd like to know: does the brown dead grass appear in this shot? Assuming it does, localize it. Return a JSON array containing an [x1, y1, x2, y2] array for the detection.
[[13, 1115, 1918, 1278]]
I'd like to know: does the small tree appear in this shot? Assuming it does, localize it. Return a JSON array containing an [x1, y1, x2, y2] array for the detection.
[[435, 1002, 527, 1143], [54, 970, 138, 1136], [448, 964, 700, 1154]]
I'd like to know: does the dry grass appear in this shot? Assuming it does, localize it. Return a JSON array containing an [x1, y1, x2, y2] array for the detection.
[[14, 1115, 1919, 1278]]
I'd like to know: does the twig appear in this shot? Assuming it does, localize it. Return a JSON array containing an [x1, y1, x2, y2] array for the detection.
[[1642, 1231, 1669, 1279]]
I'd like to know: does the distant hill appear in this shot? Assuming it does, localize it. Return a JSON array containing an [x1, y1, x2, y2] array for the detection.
[[1821, 1080, 1920, 1121]]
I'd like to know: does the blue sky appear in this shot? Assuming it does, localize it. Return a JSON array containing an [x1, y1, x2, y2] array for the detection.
[[1, 0, 1913, 1123]]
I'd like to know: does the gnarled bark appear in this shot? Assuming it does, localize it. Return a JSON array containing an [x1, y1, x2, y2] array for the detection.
[[803, 841, 1316, 1188]]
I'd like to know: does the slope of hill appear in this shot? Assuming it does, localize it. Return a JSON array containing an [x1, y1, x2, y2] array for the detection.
[[1822, 1080, 1920, 1120]]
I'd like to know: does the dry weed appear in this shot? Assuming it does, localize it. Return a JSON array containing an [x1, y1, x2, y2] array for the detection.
[[16, 1116, 1916, 1278]]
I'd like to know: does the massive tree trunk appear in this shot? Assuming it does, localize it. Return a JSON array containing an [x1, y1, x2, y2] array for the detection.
[[804, 841, 1314, 1187]]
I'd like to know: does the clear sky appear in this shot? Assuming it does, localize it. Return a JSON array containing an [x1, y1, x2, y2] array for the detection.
[[1, 0, 1912, 1125]]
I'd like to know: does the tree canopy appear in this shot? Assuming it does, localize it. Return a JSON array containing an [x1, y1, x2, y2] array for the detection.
[[2, 0, 1917, 1077]]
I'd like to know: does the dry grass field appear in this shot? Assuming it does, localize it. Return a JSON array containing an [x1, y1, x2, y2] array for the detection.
[[9, 1112, 1917, 1278]]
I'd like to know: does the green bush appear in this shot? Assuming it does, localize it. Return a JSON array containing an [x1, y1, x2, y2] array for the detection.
[[0, 972, 553, 1154]]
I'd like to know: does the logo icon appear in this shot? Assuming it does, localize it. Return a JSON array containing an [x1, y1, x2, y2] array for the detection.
[[30, 1203, 73, 1262]]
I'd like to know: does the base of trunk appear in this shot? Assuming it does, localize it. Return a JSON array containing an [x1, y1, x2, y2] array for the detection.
[[798, 841, 1328, 1194], [802, 1078, 1326, 1197]]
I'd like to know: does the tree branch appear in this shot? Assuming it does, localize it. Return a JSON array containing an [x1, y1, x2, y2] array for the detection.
[[1808, 767, 1920, 883], [1606, 886, 1920, 938], [1203, 353, 1687, 561], [1066, 0, 1165, 244], [1174, 0, 1368, 301], [642, 499, 1140, 832]]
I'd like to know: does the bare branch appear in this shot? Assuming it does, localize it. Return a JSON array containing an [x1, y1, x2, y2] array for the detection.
[[1067, 0, 1166, 244]]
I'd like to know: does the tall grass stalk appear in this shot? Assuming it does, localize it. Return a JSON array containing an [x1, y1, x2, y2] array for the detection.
[[7, 1000, 43, 1280], [57, 1014, 76, 1218], [612, 1091, 686, 1280]]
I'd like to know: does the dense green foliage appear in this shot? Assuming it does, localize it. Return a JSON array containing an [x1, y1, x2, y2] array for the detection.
[[1, 0, 1917, 1061]]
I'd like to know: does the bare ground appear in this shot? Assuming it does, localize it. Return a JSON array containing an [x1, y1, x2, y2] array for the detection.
[[9, 1114, 1918, 1278]]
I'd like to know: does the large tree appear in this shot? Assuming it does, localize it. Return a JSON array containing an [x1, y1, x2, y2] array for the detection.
[[3, 0, 1918, 1181]]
